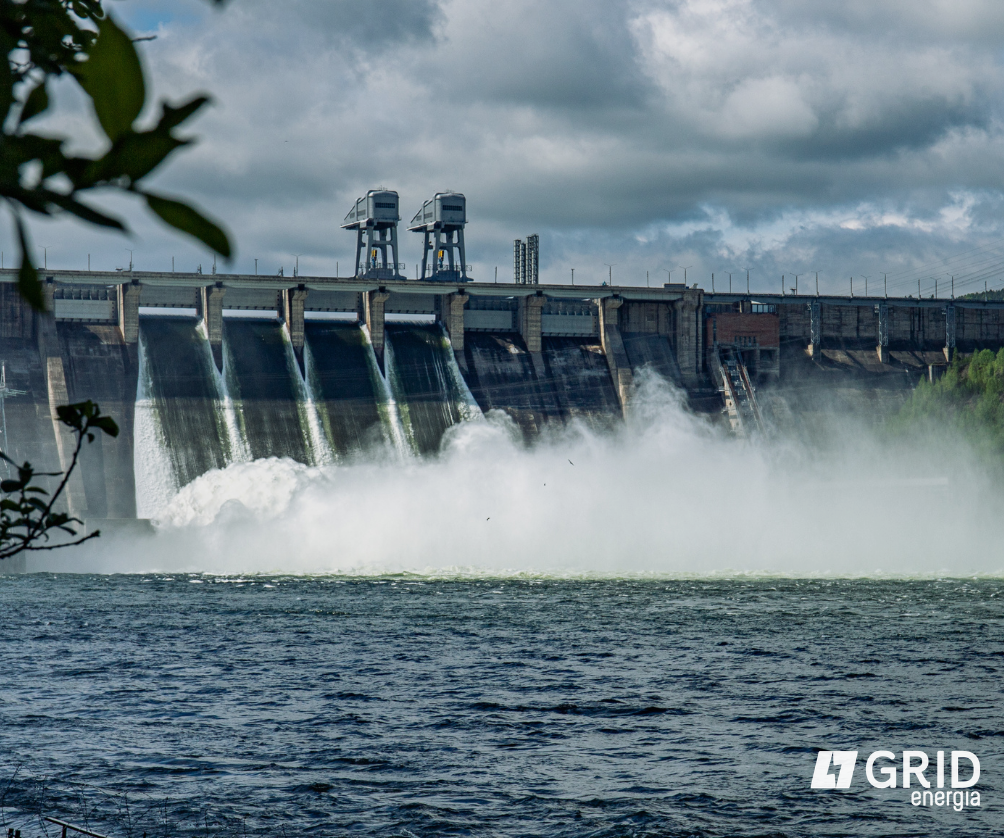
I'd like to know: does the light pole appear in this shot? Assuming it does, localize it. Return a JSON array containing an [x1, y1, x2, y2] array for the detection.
[[124, 248, 133, 271], [861, 275, 870, 297], [604, 263, 616, 285], [571, 268, 575, 285], [663, 269, 672, 284], [38, 245, 48, 269], [793, 274, 800, 295], [679, 265, 692, 286]]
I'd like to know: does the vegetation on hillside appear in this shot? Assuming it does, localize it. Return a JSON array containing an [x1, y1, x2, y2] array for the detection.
[[894, 349, 1004, 452]]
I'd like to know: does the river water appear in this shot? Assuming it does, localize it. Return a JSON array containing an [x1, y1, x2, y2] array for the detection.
[[1, 575, 1001, 837]]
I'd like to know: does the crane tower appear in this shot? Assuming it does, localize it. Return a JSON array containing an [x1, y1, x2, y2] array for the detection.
[[341, 189, 402, 279], [408, 193, 468, 281]]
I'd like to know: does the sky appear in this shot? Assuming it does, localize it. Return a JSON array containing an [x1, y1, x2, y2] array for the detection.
[[19, 0, 1004, 296]]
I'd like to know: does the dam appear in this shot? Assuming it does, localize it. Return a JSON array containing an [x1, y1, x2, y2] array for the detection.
[[2, 255, 1004, 521]]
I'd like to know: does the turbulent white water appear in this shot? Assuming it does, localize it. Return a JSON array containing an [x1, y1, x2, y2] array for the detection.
[[361, 324, 409, 458], [46, 369, 1004, 577], [284, 324, 332, 467], [133, 332, 180, 518]]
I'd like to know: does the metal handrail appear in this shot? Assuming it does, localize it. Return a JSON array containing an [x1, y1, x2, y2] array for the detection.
[[735, 353, 766, 434], [44, 817, 110, 838], [714, 345, 745, 435]]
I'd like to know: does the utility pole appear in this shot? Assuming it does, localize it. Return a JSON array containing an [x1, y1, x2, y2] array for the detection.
[[951, 275, 955, 299], [883, 272, 888, 298], [850, 276, 853, 297], [495, 266, 498, 283], [124, 248, 133, 271], [172, 256, 175, 272], [87, 254, 90, 271], [728, 272, 732, 293], [861, 275, 870, 296], [254, 258, 258, 275], [793, 274, 800, 295], [646, 270, 650, 287], [815, 271, 819, 296], [781, 274, 784, 296], [38, 245, 47, 269], [711, 272, 714, 293], [745, 268, 750, 294], [571, 268, 575, 285]]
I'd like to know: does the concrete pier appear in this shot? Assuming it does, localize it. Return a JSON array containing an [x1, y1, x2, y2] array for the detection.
[[362, 289, 391, 364], [597, 296, 632, 415], [876, 303, 889, 363], [197, 283, 226, 370], [117, 281, 140, 344], [518, 293, 545, 353], [280, 286, 307, 369], [441, 291, 468, 352], [675, 288, 703, 386]]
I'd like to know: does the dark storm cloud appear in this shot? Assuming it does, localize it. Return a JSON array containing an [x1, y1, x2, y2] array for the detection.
[[227, 0, 441, 50], [24, 0, 1004, 292]]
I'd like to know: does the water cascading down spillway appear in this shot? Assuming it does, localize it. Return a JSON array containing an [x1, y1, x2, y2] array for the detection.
[[135, 314, 454, 514], [384, 322, 481, 455]]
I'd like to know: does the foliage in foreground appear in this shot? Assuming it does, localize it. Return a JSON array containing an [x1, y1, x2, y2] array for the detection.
[[892, 349, 1004, 453], [0, 400, 117, 560], [1, 0, 230, 310]]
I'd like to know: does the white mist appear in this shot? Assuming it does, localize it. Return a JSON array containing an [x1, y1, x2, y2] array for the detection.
[[42, 371, 1004, 577]]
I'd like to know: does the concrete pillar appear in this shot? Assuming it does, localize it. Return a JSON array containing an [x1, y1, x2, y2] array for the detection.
[[36, 312, 87, 517], [808, 300, 821, 358], [117, 281, 140, 344], [363, 289, 391, 364], [876, 303, 889, 363], [199, 283, 226, 370], [674, 288, 703, 386], [518, 292, 545, 353], [597, 296, 632, 416], [441, 291, 467, 352], [944, 303, 956, 363], [280, 285, 307, 370]]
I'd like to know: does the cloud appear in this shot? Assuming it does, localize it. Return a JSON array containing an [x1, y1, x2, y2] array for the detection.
[[17, 0, 1004, 293]]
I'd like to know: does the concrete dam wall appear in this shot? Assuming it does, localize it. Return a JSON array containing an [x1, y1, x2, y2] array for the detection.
[[1, 266, 679, 520], [9, 268, 1004, 522]]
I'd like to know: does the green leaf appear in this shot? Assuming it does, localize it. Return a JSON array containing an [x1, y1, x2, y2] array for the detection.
[[93, 416, 120, 438], [19, 82, 49, 124], [157, 96, 210, 132], [45, 192, 126, 231], [14, 217, 45, 311], [143, 192, 232, 257], [56, 403, 85, 430], [73, 14, 145, 142], [105, 131, 188, 183]]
